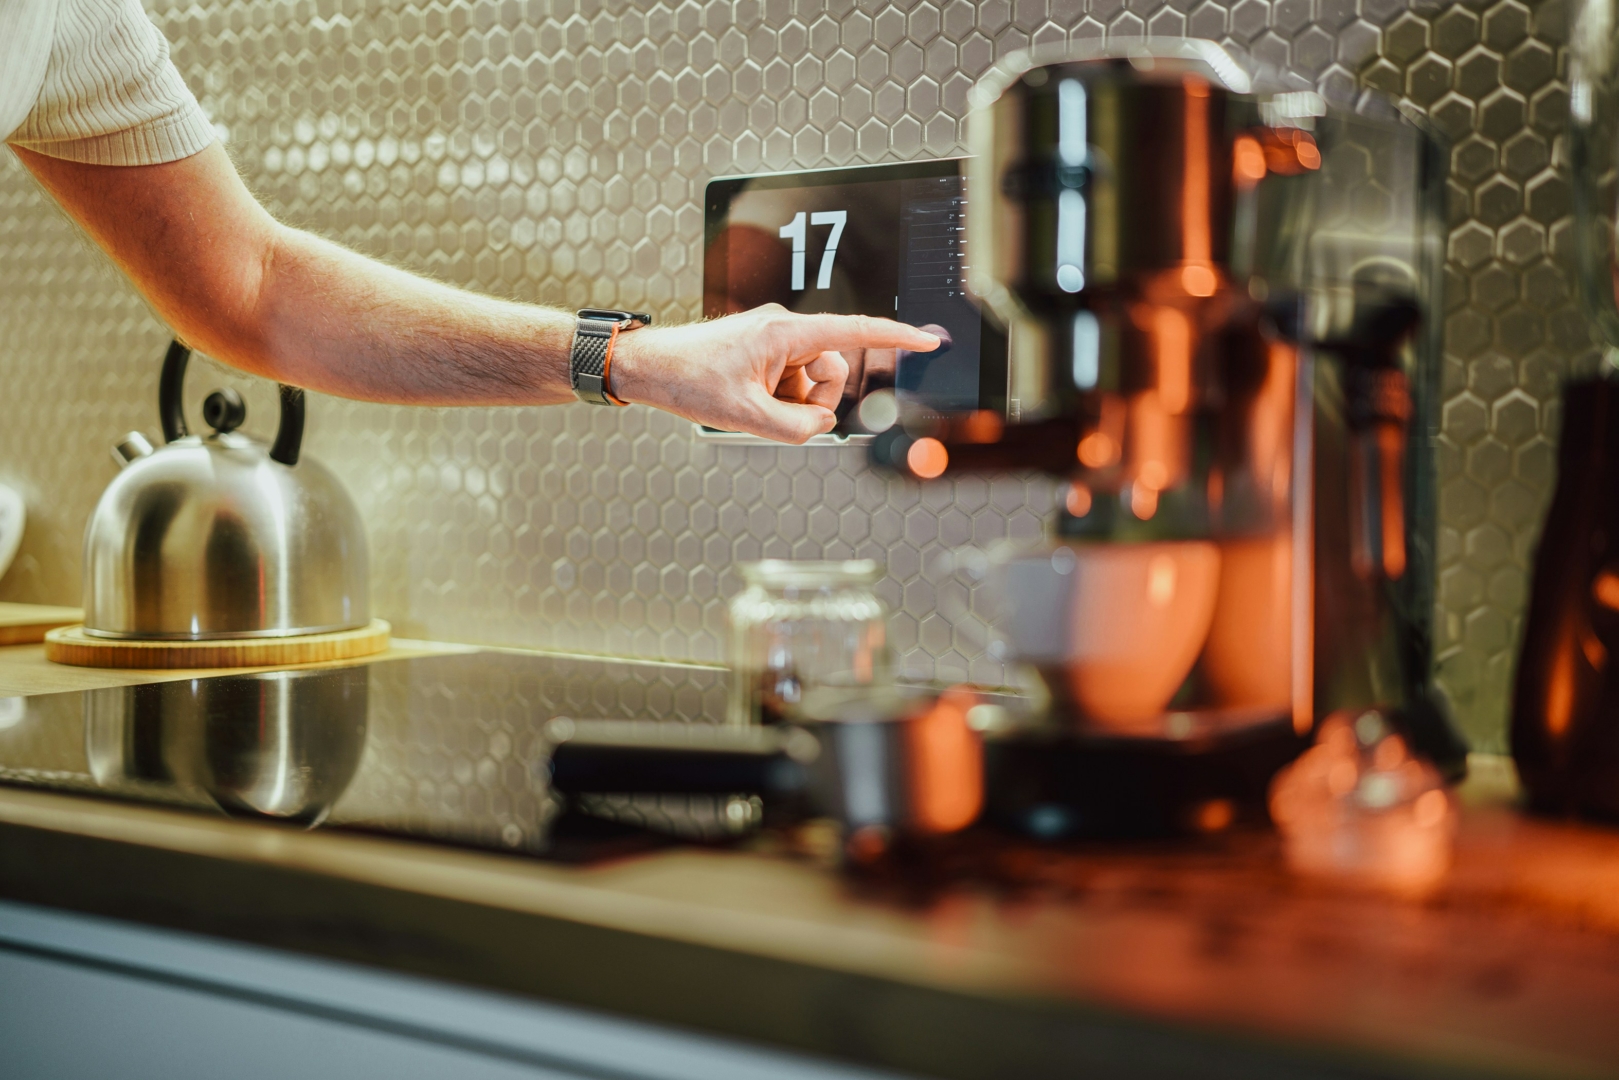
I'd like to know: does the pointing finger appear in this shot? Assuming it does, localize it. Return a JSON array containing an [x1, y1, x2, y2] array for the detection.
[[776, 313, 940, 355]]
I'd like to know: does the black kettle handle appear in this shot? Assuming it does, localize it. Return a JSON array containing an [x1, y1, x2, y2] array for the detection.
[[158, 340, 305, 466]]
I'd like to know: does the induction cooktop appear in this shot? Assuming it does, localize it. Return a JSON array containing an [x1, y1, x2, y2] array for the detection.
[[0, 651, 742, 861]]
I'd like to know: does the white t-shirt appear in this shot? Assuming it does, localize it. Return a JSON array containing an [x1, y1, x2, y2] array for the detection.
[[1, 0, 215, 164]]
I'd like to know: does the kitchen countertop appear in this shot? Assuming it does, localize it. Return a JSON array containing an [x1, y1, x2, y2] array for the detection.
[[1, 643, 1617, 1079]]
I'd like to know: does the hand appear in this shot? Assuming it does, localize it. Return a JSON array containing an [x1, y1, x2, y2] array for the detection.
[[610, 305, 941, 444], [840, 323, 952, 409]]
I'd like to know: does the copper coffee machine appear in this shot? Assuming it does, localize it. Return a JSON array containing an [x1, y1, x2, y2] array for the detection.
[[873, 42, 1467, 835]]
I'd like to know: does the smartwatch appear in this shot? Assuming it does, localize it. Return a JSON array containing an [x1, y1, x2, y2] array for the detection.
[[570, 308, 652, 406]]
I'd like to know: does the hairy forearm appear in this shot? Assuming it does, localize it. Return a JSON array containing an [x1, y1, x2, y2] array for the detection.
[[245, 225, 575, 406], [19, 142, 939, 442], [18, 143, 575, 407]]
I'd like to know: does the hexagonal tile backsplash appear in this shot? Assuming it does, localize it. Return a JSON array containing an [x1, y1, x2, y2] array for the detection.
[[0, 0, 1587, 750]]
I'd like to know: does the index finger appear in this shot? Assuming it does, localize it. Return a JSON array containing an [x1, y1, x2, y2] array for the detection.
[[778, 313, 940, 355]]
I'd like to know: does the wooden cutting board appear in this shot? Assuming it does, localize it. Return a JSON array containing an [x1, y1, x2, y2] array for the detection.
[[44, 619, 390, 669], [0, 603, 85, 646]]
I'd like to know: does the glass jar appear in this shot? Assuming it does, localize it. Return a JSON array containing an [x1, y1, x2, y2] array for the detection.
[[727, 560, 891, 726]]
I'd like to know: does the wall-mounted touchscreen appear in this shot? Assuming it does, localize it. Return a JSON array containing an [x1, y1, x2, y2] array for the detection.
[[702, 158, 1007, 439]]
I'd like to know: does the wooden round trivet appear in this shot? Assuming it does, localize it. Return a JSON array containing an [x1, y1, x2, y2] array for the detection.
[[44, 619, 390, 669]]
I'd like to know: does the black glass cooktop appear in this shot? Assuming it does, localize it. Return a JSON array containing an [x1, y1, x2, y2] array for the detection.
[[0, 652, 740, 859]]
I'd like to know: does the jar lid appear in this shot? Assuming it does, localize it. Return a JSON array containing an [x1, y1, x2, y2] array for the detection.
[[740, 559, 880, 588]]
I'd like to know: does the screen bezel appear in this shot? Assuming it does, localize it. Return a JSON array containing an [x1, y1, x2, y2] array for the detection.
[[700, 157, 1008, 442]]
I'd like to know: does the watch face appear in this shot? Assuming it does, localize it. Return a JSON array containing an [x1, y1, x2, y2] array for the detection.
[[579, 308, 650, 326]]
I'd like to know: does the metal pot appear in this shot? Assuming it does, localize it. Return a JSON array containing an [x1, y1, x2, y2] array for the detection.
[[82, 341, 369, 639]]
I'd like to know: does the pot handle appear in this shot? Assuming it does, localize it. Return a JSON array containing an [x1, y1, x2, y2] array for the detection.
[[158, 339, 306, 466]]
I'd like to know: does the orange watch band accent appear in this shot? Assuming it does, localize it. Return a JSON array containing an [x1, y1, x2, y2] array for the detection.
[[602, 324, 628, 406]]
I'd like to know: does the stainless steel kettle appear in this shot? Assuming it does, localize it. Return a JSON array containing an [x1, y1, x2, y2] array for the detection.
[[82, 340, 369, 639]]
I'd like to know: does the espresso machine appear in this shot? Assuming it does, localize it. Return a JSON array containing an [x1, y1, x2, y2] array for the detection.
[[872, 42, 1468, 835]]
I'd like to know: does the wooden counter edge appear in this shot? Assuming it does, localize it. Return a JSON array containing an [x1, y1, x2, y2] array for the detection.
[[0, 638, 475, 697], [0, 783, 1537, 1080]]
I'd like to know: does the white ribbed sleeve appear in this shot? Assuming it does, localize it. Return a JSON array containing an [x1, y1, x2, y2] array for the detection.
[[0, 0, 58, 146], [7, 0, 216, 165]]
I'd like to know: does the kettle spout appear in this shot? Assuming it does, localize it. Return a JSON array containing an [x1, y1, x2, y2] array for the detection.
[[111, 432, 155, 469]]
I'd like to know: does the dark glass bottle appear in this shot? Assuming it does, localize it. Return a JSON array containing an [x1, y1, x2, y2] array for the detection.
[[1512, 376, 1619, 817]]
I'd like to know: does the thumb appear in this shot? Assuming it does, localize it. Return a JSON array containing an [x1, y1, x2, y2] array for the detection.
[[746, 391, 837, 444]]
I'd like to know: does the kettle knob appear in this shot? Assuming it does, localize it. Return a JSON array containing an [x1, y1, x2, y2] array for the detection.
[[203, 389, 247, 434], [159, 340, 305, 466]]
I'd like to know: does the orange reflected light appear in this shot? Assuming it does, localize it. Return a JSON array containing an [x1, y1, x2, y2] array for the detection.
[[1581, 623, 1608, 672], [1182, 73, 1211, 268], [1377, 424, 1407, 579], [1261, 129, 1322, 175], [1192, 798, 1235, 833], [1154, 306, 1192, 412], [1233, 134, 1267, 186], [1413, 789, 1448, 829], [1252, 341, 1297, 508], [1593, 568, 1619, 611], [1127, 389, 1180, 500], [907, 437, 949, 479], [961, 410, 1004, 443], [1078, 431, 1118, 468], [1546, 626, 1576, 738], [1137, 460, 1169, 491], [1202, 533, 1293, 714], [906, 689, 984, 834], [1295, 137, 1321, 170], [1065, 481, 1093, 517], [1373, 736, 1407, 771], [1207, 467, 1225, 514], [1130, 483, 1158, 520], [1181, 264, 1216, 297], [1327, 759, 1357, 797]]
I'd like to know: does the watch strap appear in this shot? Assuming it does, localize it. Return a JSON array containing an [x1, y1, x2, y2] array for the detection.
[[570, 309, 651, 406], [570, 316, 618, 405]]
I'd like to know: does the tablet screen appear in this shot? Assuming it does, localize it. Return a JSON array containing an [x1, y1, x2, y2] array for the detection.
[[703, 158, 1007, 437]]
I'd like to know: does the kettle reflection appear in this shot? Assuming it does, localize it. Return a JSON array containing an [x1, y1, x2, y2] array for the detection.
[[85, 666, 370, 826]]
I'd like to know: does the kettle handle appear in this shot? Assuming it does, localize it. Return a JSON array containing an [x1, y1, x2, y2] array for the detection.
[[159, 340, 306, 466]]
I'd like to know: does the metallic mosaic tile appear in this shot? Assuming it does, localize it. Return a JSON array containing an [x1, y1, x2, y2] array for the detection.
[[0, 0, 1589, 751]]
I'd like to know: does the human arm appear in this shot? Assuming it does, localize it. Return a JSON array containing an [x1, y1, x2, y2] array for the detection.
[[15, 142, 939, 443]]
